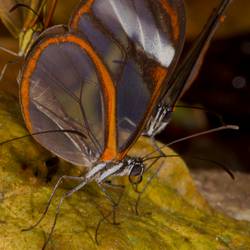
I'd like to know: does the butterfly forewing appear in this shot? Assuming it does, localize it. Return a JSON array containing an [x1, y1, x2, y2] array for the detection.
[[20, 0, 185, 165], [70, 0, 185, 156], [20, 33, 108, 166]]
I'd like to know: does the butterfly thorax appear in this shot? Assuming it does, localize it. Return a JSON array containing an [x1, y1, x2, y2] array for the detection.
[[85, 157, 144, 184]]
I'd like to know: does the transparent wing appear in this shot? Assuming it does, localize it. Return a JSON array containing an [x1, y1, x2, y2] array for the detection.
[[20, 32, 106, 166], [70, 0, 185, 154]]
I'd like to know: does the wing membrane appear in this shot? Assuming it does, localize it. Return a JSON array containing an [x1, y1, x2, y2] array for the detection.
[[20, 33, 107, 166], [70, 0, 185, 155]]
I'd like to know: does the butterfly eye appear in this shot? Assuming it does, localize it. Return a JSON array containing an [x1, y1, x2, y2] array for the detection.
[[128, 160, 144, 185]]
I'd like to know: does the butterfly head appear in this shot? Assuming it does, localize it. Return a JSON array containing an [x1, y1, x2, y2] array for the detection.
[[126, 157, 144, 185]]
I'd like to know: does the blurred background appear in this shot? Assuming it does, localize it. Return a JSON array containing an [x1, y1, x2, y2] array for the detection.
[[0, 0, 249, 220]]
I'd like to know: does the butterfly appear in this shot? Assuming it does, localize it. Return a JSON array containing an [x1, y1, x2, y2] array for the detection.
[[0, 0, 58, 56], [20, 0, 185, 167], [18, 0, 185, 246], [4, 0, 235, 248]]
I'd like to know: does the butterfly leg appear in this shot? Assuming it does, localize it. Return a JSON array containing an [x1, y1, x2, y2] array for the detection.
[[135, 160, 163, 215], [0, 46, 19, 57], [22, 175, 85, 232], [41, 177, 88, 250], [0, 60, 18, 82], [98, 182, 125, 225], [0, 44, 21, 82], [102, 180, 125, 222], [0, 63, 8, 82], [95, 182, 125, 245], [94, 210, 113, 245]]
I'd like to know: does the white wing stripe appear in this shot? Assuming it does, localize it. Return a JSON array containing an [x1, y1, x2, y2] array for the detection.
[[108, 0, 175, 67]]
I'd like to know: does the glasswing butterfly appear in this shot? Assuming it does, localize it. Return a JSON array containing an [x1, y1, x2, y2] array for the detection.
[[2, 0, 236, 248], [0, 0, 57, 56], [17, 0, 185, 246], [0, 0, 58, 83], [20, 0, 185, 167]]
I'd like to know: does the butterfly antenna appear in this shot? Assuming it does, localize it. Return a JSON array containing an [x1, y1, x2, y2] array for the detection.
[[148, 124, 238, 158], [187, 156, 235, 180], [137, 152, 234, 215], [141, 124, 238, 180], [143, 124, 239, 160], [144, 153, 234, 179], [167, 124, 238, 147]]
